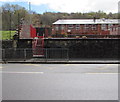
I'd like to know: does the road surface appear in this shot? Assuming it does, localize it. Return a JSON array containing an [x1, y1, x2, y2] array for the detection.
[[2, 64, 118, 100]]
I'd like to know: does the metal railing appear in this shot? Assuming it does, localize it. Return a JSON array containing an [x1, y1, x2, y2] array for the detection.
[[1, 46, 119, 62], [1, 48, 69, 61]]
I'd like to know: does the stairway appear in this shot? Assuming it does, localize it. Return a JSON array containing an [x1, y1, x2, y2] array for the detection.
[[32, 37, 44, 57]]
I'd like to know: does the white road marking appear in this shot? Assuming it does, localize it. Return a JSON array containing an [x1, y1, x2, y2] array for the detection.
[[86, 73, 118, 75], [2, 71, 119, 75], [2, 71, 44, 74]]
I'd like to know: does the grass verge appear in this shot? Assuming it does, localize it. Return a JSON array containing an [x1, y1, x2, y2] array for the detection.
[[0, 31, 16, 40]]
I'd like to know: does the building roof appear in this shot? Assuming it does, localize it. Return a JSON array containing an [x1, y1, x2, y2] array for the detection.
[[53, 19, 118, 25]]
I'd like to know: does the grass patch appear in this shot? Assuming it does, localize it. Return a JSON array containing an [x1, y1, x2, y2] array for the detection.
[[0, 31, 16, 40]]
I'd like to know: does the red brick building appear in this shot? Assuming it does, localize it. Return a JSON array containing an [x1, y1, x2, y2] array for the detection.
[[52, 19, 118, 37]]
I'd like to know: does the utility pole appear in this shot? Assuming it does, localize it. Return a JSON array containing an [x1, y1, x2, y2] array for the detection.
[[17, 12, 20, 39], [9, 12, 11, 40], [29, 2, 32, 25]]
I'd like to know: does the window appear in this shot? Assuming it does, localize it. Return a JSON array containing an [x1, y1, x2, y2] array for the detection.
[[68, 25, 73, 29], [55, 26, 59, 31], [108, 24, 113, 30], [101, 24, 107, 30], [84, 24, 89, 30], [61, 25, 64, 30], [116, 27, 118, 31], [76, 25, 80, 30], [91, 24, 97, 30]]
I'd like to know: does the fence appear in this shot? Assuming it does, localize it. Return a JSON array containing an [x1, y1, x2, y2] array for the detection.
[[1, 46, 119, 62], [1, 48, 69, 61]]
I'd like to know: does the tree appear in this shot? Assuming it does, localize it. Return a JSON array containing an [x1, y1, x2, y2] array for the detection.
[[2, 3, 30, 30]]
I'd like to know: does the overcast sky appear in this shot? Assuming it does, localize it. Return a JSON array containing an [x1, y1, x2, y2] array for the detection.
[[0, 0, 119, 14]]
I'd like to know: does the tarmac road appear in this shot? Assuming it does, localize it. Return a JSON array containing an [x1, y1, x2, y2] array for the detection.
[[2, 64, 118, 100]]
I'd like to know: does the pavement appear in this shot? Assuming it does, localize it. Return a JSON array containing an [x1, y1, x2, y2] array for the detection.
[[1, 58, 120, 64]]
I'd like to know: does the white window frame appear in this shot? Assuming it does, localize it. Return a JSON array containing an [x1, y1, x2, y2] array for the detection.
[[108, 24, 113, 30], [75, 24, 80, 30], [84, 24, 89, 30], [101, 24, 107, 30], [55, 26, 59, 31], [61, 25, 64, 30], [91, 24, 97, 30], [68, 24, 74, 29]]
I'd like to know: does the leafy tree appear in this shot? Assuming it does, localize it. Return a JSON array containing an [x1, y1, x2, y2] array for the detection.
[[2, 3, 30, 30]]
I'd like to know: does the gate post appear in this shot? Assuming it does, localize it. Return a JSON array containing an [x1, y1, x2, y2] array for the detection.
[[45, 48, 48, 62], [2, 49, 5, 61], [67, 48, 69, 61], [24, 48, 27, 61]]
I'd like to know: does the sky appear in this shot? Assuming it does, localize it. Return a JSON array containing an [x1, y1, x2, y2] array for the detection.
[[0, 0, 119, 14]]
